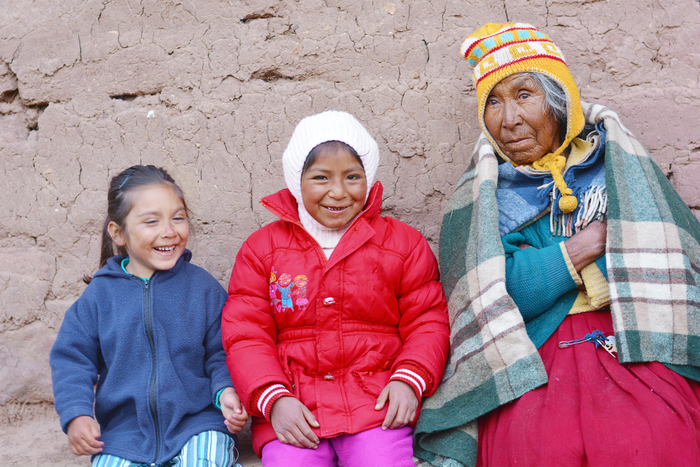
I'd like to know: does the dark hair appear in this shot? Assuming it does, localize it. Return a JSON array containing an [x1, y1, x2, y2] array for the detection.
[[301, 140, 364, 175], [84, 165, 188, 284]]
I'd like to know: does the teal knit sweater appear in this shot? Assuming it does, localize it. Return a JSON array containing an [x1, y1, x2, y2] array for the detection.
[[503, 215, 607, 348]]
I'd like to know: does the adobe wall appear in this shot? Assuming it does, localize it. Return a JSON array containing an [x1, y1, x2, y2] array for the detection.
[[1, 0, 699, 455]]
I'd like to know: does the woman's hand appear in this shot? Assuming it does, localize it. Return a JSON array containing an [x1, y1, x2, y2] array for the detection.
[[270, 396, 320, 449], [375, 380, 419, 430], [219, 387, 249, 434], [564, 219, 607, 271], [67, 415, 104, 456]]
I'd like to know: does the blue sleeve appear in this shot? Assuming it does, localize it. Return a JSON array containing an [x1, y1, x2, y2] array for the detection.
[[203, 280, 234, 402], [49, 295, 100, 432], [503, 231, 579, 322]]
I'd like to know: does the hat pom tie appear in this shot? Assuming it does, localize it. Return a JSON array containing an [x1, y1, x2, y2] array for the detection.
[[559, 194, 578, 213], [531, 151, 578, 214]]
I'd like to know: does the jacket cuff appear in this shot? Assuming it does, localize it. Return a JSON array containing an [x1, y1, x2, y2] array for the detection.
[[251, 383, 294, 421], [215, 387, 232, 409], [390, 362, 432, 400], [58, 404, 96, 434]]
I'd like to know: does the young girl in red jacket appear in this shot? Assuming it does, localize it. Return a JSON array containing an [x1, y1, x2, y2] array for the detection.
[[222, 111, 450, 466]]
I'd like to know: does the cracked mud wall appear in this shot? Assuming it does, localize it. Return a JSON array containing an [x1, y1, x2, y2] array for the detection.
[[1, 0, 700, 410]]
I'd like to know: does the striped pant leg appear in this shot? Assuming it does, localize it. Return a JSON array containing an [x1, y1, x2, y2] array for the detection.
[[91, 454, 143, 467], [172, 430, 238, 467]]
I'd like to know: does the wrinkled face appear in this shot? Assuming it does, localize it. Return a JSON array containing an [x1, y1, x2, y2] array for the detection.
[[109, 184, 189, 279], [483, 74, 562, 165], [300, 145, 367, 230]]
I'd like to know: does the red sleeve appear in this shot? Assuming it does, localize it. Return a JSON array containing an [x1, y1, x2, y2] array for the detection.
[[221, 229, 292, 415], [391, 225, 450, 398]]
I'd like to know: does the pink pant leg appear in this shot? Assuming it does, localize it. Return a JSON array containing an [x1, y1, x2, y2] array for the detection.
[[261, 439, 336, 467], [332, 426, 415, 467]]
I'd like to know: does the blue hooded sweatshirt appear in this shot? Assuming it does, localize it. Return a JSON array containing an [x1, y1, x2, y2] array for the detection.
[[50, 250, 234, 464]]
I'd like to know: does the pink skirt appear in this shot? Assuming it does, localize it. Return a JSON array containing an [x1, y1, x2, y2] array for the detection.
[[477, 309, 700, 467]]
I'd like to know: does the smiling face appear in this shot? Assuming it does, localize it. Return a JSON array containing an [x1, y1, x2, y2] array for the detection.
[[300, 144, 368, 230], [278, 273, 292, 288], [108, 184, 189, 278], [483, 73, 563, 165]]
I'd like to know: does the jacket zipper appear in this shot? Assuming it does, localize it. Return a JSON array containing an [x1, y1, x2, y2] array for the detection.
[[142, 278, 161, 463], [263, 189, 381, 426]]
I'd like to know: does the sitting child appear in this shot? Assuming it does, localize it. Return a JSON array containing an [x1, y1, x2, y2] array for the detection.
[[222, 111, 450, 466], [50, 165, 248, 466]]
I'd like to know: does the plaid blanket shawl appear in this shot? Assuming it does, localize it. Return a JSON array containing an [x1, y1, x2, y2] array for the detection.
[[414, 102, 700, 467]]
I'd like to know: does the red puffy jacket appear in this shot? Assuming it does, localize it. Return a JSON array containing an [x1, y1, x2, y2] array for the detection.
[[222, 182, 450, 455]]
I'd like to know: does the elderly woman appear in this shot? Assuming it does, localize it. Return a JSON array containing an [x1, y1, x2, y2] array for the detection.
[[414, 23, 700, 467]]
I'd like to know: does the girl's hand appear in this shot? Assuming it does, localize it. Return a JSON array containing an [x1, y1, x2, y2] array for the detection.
[[375, 380, 419, 430], [270, 396, 320, 449], [219, 387, 249, 434], [67, 415, 104, 456]]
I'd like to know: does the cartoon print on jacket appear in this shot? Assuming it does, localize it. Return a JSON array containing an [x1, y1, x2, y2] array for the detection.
[[277, 273, 295, 311], [268, 268, 281, 313], [293, 275, 308, 309], [269, 269, 310, 313]]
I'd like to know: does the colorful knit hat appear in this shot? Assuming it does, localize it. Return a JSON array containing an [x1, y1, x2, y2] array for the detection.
[[461, 22, 585, 213]]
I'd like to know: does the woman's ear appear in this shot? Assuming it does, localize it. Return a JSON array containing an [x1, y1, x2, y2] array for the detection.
[[107, 221, 126, 247]]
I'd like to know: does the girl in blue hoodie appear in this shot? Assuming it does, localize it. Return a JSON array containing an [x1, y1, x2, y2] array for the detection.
[[50, 165, 248, 466]]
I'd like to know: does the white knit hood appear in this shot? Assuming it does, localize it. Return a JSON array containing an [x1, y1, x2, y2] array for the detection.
[[281, 110, 380, 258], [282, 110, 379, 204]]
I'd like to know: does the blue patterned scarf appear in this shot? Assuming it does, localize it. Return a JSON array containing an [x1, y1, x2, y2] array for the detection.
[[497, 121, 607, 237]]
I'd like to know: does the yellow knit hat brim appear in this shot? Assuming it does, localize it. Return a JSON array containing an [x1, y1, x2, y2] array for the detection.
[[461, 22, 586, 214]]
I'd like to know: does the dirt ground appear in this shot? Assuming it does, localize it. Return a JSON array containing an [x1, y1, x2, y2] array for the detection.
[[0, 402, 261, 467]]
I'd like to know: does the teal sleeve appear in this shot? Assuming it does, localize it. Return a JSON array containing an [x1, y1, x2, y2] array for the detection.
[[595, 254, 608, 280], [215, 387, 231, 409], [503, 232, 579, 322]]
